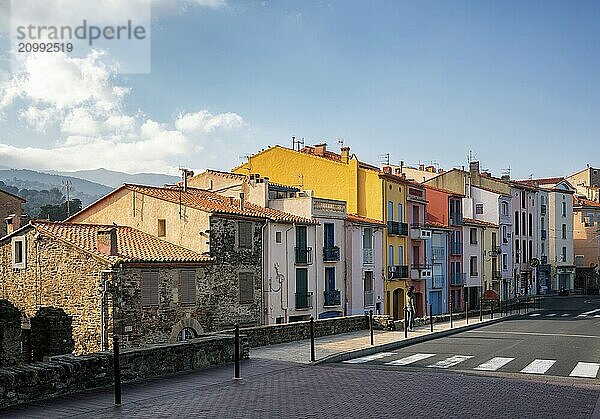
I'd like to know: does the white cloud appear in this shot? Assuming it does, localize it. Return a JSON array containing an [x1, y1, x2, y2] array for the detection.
[[105, 115, 136, 132], [19, 106, 60, 131], [61, 108, 100, 136], [175, 110, 244, 134]]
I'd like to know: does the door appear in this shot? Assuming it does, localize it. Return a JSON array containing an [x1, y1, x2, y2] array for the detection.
[[430, 291, 442, 315], [392, 288, 405, 320], [296, 226, 308, 263], [324, 223, 334, 248]]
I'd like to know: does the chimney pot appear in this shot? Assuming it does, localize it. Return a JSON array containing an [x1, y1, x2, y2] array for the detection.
[[383, 166, 392, 174], [340, 146, 350, 164], [239, 193, 245, 210], [419, 164, 425, 171], [314, 143, 327, 156], [97, 229, 117, 256], [469, 161, 480, 175]]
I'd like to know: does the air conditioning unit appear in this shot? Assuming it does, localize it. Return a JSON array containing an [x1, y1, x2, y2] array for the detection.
[[420, 229, 432, 239]]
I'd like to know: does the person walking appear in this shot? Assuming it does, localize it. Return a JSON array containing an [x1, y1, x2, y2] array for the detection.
[[406, 286, 416, 331]]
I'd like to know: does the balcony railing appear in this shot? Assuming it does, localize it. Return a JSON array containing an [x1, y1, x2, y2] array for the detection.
[[432, 246, 445, 260], [541, 255, 548, 264], [432, 274, 444, 289], [450, 272, 466, 285], [364, 291, 374, 307], [323, 246, 340, 262], [387, 221, 409, 236], [295, 292, 313, 309], [449, 213, 463, 226], [450, 242, 462, 255], [295, 247, 313, 265], [323, 289, 341, 306], [363, 248, 373, 265], [541, 229, 547, 240], [388, 265, 409, 279], [541, 205, 547, 215]]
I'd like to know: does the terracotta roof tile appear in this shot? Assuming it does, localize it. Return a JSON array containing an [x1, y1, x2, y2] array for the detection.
[[515, 177, 566, 186], [125, 184, 316, 224], [346, 213, 385, 226], [32, 221, 211, 264], [462, 218, 499, 228], [574, 196, 600, 208]]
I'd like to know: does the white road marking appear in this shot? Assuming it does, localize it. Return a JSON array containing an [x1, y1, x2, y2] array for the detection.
[[474, 357, 515, 371], [546, 313, 556, 317], [468, 330, 600, 339], [561, 313, 571, 317], [385, 353, 436, 366], [582, 308, 600, 315], [529, 313, 541, 317], [343, 352, 396, 364], [594, 315, 600, 318], [427, 355, 473, 369], [520, 359, 556, 374], [569, 362, 600, 378], [578, 314, 588, 318]]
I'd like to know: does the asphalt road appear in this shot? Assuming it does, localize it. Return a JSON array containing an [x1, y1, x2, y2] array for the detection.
[[339, 295, 600, 383]]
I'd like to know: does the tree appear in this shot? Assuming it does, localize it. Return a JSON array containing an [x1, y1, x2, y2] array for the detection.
[[37, 199, 82, 221]]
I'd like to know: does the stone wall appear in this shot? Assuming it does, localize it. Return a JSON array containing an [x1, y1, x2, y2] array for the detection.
[[0, 300, 22, 367], [30, 307, 74, 361], [0, 191, 24, 237], [240, 315, 369, 347], [0, 334, 248, 409]]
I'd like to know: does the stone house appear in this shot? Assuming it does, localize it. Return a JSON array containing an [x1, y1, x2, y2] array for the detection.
[[0, 221, 236, 354], [0, 189, 26, 237]]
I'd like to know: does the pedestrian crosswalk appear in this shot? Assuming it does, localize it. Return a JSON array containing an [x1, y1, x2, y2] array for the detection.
[[343, 352, 600, 379], [527, 312, 600, 318]]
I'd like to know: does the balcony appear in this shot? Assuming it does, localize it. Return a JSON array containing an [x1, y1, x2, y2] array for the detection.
[[295, 292, 313, 309], [541, 229, 547, 240], [432, 274, 444, 289], [364, 291, 374, 307], [295, 247, 313, 265], [449, 213, 463, 226], [411, 264, 432, 280], [387, 221, 408, 236], [450, 242, 463, 255], [432, 246, 445, 260], [541, 205, 547, 216], [492, 270, 502, 280], [410, 224, 432, 240], [323, 289, 341, 306], [450, 272, 466, 286], [363, 248, 373, 265], [388, 265, 409, 279], [323, 246, 340, 262], [491, 246, 502, 257]]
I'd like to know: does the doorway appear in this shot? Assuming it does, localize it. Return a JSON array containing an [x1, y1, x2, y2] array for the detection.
[[392, 287, 405, 320]]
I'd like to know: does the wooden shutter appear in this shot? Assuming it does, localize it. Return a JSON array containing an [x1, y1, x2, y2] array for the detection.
[[238, 222, 253, 249], [180, 270, 196, 305], [141, 271, 159, 307], [239, 272, 254, 304]]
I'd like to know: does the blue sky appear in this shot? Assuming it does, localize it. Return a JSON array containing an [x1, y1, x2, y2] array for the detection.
[[1, 0, 599, 178]]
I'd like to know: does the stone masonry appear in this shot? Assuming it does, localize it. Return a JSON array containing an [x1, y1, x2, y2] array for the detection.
[[30, 307, 74, 362], [0, 300, 22, 367]]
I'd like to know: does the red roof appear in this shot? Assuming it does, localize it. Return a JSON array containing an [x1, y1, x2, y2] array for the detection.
[[463, 218, 499, 228], [574, 196, 600, 208], [346, 213, 385, 226], [515, 177, 565, 186]]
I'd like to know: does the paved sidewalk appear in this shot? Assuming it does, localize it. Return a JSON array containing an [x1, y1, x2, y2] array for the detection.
[[253, 310, 517, 364]]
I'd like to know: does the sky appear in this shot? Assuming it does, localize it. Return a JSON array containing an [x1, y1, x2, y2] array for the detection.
[[0, 0, 599, 179]]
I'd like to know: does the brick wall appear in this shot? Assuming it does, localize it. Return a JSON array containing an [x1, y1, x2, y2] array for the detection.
[[0, 334, 248, 409], [240, 315, 369, 347]]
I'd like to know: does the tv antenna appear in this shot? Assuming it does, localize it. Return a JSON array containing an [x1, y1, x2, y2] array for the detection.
[[378, 153, 390, 166], [292, 136, 305, 151], [337, 138, 344, 148], [62, 180, 72, 216]]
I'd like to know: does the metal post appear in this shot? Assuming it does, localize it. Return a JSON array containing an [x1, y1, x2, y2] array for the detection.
[[490, 302, 494, 320], [429, 304, 433, 332], [234, 324, 241, 379], [404, 308, 408, 338], [479, 298, 483, 322], [310, 317, 315, 362], [113, 335, 121, 406], [525, 298, 528, 313], [466, 299, 469, 324], [369, 309, 374, 346], [450, 300, 453, 328]]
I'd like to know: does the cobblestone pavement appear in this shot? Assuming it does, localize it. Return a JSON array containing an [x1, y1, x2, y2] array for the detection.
[[5, 358, 599, 418]]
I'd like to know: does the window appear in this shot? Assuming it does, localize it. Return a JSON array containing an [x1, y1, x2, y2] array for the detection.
[[470, 228, 478, 245], [515, 240, 520, 263], [398, 203, 403, 223], [475, 203, 484, 215], [412, 205, 420, 225], [180, 270, 196, 305], [502, 226, 508, 243], [562, 224, 567, 240], [514, 211, 519, 235], [177, 327, 198, 341], [398, 245, 404, 265], [502, 254, 508, 270], [470, 256, 478, 276], [541, 242, 545, 256], [239, 272, 255, 304], [491, 232, 497, 248], [412, 245, 420, 265], [364, 271, 374, 307], [501, 201, 509, 216], [238, 222, 253, 249], [521, 212, 526, 236], [562, 202, 567, 217], [275, 231, 282, 243], [295, 268, 310, 309], [141, 271, 159, 307], [521, 191, 526, 209], [11, 237, 26, 269], [325, 267, 336, 291], [324, 223, 335, 248], [363, 228, 373, 249], [576, 255, 584, 267], [157, 219, 166, 237], [528, 213, 533, 236], [561, 247, 567, 262], [528, 240, 533, 263], [388, 245, 394, 266], [541, 217, 545, 229], [387, 201, 394, 222], [522, 239, 527, 262]]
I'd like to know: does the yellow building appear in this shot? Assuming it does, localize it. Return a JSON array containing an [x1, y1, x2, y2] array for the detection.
[[233, 143, 419, 318]]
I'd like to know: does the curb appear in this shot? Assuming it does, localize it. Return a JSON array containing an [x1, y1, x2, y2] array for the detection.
[[313, 312, 528, 365]]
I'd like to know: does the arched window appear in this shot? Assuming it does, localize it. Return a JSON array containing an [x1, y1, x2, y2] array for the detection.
[[177, 327, 198, 341]]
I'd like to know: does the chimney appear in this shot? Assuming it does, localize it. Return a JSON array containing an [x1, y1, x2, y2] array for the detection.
[[181, 168, 194, 192], [383, 166, 392, 174], [426, 165, 435, 173], [239, 193, 245, 210], [4, 214, 19, 235], [394, 168, 401, 175], [97, 229, 117, 256], [314, 143, 327, 156], [419, 164, 425, 171], [340, 146, 350, 164], [469, 161, 480, 176], [501, 174, 510, 181]]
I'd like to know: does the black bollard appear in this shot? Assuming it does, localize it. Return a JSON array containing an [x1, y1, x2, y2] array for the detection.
[[525, 298, 528, 313], [429, 304, 433, 333], [113, 335, 122, 406], [234, 323, 241, 379], [450, 300, 453, 328], [490, 303, 494, 320], [310, 316, 316, 362], [404, 308, 408, 338], [466, 299, 469, 325], [479, 298, 483, 322], [369, 309, 374, 346]]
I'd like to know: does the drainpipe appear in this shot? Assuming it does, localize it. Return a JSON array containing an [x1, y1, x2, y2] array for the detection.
[[315, 222, 320, 320], [284, 224, 295, 321], [260, 219, 269, 325], [100, 268, 117, 351]]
